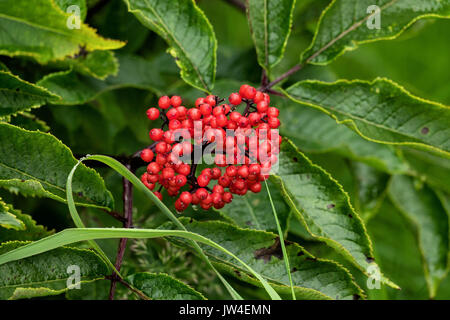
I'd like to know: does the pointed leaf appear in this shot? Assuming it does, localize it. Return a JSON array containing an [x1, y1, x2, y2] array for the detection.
[[0, 199, 24, 231], [37, 54, 166, 105], [352, 162, 389, 221], [274, 95, 408, 174], [0, 71, 60, 118], [125, 272, 205, 300], [0, 123, 114, 210], [124, 0, 217, 92], [388, 175, 449, 298], [0, 0, 124, 63], [0, 241, 108, 300], [163, 218, 364, 300], [272, 139, 380, 277], [284, 78, 450, 157], [301, 0, 450, 65], [247, 0, 296, 71], [219, 179, 290, 233], [0, 203, 52, 243]]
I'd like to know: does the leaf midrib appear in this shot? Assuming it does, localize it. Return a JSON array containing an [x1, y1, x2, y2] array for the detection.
[[305, 0, 398, 63], [0, 13, 89, 44]]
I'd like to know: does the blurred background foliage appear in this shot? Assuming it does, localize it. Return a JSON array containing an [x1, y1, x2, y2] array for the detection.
[[1, 0, 449, 299]]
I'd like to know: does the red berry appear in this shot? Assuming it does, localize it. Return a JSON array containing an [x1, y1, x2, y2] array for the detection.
[[256, 101, 269, 113], [180, 191, 192, 204], [222, 192, 233, 203], [267, 117, 280, 129], [195, 97, 205, 108], [147, 162, 160, 175], [211, 167, 222, 179], [162, 167, 175, 180], [153, 191, 163, 201], [177, 163, 191, 176], [158, 96, 171, 109], [146, 108, 160, 120], [197, 174, 210, 187], [155, 142, 168, 154], [213, 185, 224, 194], [205, 95, 216, 106], [241, 85, 256, 99], [229, 93, 242, 105], [171, 96, 182, 107], [267, 107, 279, 118], [238, 165, 249, 178], [149, 128, 164, 141], [166, 108, 178, 120], [248, 163, 261, 175], [169, 119, 182, 130], [218, 175, 231, 187], [249, 182, 262, 193], [195, 188, 208, 200], [199, 104, 212, 116], [226, 166, 238, 177], [229, 111, 241, 123], [188, 108, 202, 120], [175, 174, 187, 187], [253, 91, 265, 103], [140, 149, 154, 162]]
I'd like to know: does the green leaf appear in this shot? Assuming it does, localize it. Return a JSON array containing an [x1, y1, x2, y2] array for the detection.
[[0, 241, 108, 300], [284, 78, 450, 157], [388, 175, 449, 298], [124, 0, 217, 92], [0, 0, 124, 63], [301, 0, 450, 65], [0, 227, 281, 299], [272, 139, 395, 286], [125, 272, 206, 300], [219, 179, 290, 233], [0, 71, 60, 118], [37, 53, 166, 105], [0, 123, 114, 210], [7, 112, 50, 132], [54, 0, 87, 21], [59, 50, 119, 80], [274, 95, 408, 174], [366, 199, 429, 300], [247, 0, 296, 71], [164, 218, 364, 300], [402, 147, 450, 194], [0, 199, 24, 231], [0, 204, 52, 243], [351, 162, 389, 221]]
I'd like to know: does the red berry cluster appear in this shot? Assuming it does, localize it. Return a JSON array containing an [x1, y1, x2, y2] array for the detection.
[[139, 84, 282, 212]]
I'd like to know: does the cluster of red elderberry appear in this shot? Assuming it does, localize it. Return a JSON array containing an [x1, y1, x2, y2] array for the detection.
[[139, 84, 282, 212]]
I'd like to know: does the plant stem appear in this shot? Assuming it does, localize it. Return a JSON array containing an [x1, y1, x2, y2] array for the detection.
[[109, 163, 134, 300], [223, 0, 246, 12], [259, 63, 303, 91]]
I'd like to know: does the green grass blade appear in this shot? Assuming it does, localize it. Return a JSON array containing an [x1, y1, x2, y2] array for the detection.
[[66, 160, 120, 275], [265, 179, 296, 300], [66, 155, 276, 299], [0, 227, 281, 299]]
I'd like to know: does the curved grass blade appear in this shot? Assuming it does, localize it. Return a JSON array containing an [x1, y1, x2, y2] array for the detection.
[[264, 179, 295, 300], [0, 227, 281, 300], [67, 155, 277, 299]]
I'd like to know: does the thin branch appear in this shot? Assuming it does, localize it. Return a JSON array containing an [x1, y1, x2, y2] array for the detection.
[[106, 275, 150, 300], [101, 209, 127, 224], [109, 163, 134, 300], [259, 63, 303, 91], [223, 0, 246, 12]]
